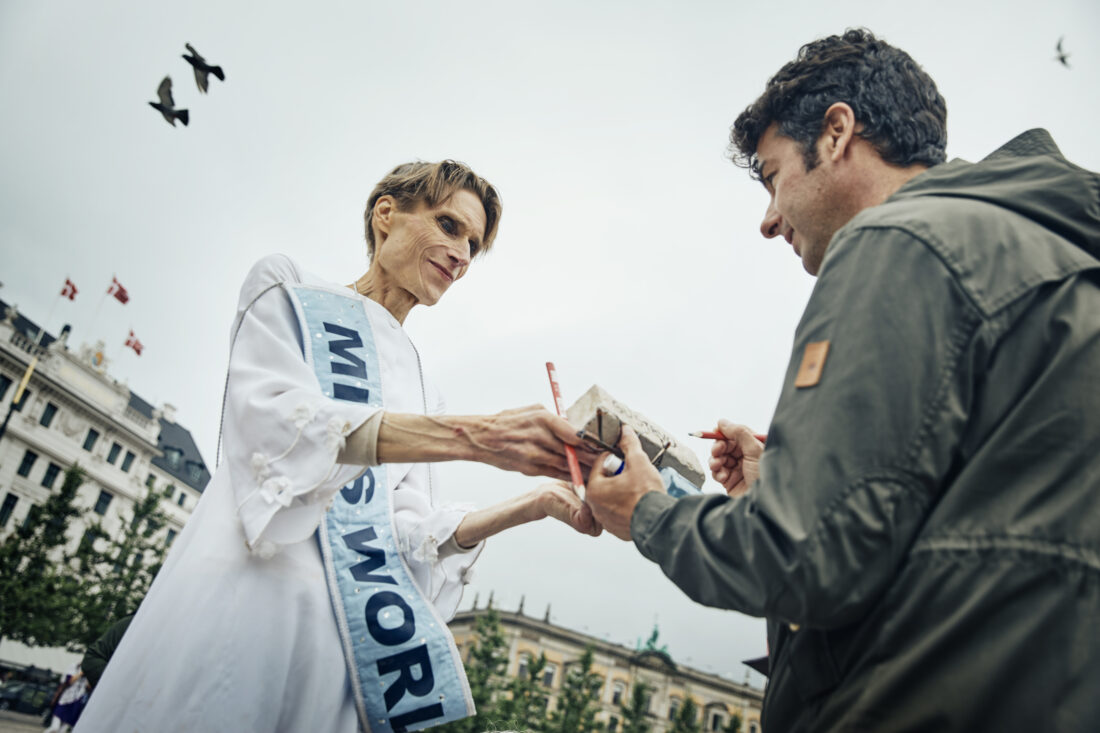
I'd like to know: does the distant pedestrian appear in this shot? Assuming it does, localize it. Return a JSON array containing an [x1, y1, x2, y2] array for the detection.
[[46, 666, 89, 732]]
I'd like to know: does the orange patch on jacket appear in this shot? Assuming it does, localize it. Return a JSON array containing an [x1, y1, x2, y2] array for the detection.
[[795, 340, 830, 388]]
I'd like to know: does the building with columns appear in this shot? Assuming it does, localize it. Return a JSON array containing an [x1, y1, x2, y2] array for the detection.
[[0, 298, 210, 671], [449, 602, 764, 733]]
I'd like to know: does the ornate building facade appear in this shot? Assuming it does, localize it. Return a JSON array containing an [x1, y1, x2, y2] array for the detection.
[[0, 299, 210, 671], [449, 604, 764, 732]]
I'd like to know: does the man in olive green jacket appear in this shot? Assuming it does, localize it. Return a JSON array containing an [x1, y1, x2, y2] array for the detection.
[[586, 29, 1100, 731]]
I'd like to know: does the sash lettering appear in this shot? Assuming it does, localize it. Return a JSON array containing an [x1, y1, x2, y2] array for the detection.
[[290, 285, 472, 733]]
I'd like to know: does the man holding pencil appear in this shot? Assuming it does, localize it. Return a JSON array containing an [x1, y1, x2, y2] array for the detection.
[[585, 28, 1100, 731]]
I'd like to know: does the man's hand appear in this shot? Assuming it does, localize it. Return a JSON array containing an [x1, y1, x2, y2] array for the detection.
[[585, 426, 664, 541], [708, 420, 764, 496]]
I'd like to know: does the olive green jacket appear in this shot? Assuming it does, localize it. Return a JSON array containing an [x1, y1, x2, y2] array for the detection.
[[633, 129, 1100, 731]]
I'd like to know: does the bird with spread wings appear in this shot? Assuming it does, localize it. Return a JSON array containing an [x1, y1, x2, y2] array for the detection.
[[1055, 36, 1071, 68], [148, 76, 189, 127], [182, 43, 226, 93]]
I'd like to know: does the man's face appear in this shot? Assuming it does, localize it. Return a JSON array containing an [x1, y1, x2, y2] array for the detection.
[[756, 123, 844, 276]]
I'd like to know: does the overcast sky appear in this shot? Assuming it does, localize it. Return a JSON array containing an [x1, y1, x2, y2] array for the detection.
[[2, 0, 1097, 686]]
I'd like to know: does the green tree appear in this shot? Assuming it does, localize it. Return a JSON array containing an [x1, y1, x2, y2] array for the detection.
[[496, 651, 549, 732], [0, 464, 85, 647], [620, 679, 651, 733], [70, 485, 171, 647], [722, 712, 742, 733], [436, 608, 508, 733], [670, 696, 701, 733], [547, 646, 603, 733]]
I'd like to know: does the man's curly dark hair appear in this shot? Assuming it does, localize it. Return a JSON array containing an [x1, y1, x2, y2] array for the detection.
[[729, 29, 947, 179]]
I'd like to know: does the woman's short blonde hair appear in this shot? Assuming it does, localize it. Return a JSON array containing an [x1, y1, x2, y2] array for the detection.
[[363, 160, 502, 259]]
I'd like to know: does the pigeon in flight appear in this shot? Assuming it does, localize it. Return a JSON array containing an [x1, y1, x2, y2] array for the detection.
[[1055, 36, 1071, 68], [182, 43, 226, 93], [148, 76, 189, 126]]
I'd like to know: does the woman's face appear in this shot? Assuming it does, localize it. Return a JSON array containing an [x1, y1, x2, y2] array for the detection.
[[374, 189, 487, 306]]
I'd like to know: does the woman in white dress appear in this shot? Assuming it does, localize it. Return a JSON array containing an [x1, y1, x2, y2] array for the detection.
[[75, 160, 598, 733]]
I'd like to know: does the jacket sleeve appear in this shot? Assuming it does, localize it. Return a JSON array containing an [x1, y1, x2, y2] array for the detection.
[[632, 226, 988, 628], [224, 255, 381, 556]]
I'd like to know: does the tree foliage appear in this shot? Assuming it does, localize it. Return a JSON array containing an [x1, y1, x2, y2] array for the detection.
[[435, 608, 509, 733], [70, 485, 171, 647], [620, 678, 651, 733], [547, 646, 604, 733], [723, 712, 743, 733], [670, 696, 701, 733], [0, 464, 85, 647], [496, 652, 548, 732]]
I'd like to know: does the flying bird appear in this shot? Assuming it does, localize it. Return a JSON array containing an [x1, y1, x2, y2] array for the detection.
[[1055, 36, 1071, 68], [182, 43, 226, 93], [148, 76, 189, 126]]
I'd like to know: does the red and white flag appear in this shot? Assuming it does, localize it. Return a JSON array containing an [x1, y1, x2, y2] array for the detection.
[[60, 278, 78, 301], [125, 330, 143, 356], [108, 276, 130, 304]]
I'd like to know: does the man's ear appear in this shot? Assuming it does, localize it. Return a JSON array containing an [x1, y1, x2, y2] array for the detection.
[[822, 102, 857, 163], [373, 195, 396, 246]]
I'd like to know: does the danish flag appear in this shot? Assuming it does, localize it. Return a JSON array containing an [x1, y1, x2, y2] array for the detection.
[[60, 278, 78, 301], [125, 330, 144, 356], [108, 276, 130, 304]]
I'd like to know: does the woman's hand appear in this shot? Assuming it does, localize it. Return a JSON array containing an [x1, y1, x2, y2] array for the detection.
[[708, 420, 764, 496], [461, 404, 597, 481], [452, 483, 601, 547], [532, 482, 602, 537], [374, 406, 596, 482]]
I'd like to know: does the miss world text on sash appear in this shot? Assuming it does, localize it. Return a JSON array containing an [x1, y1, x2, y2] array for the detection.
[[286, 284, 474, 733]]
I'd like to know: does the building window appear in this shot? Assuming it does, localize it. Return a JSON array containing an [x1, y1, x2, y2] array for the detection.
[[94, 490, 113, 515], [106, 442, 122, 464], [542, 664, 556, 688], [669, 697, 681, 720], [0, 374, 11, 401], [608, 716, 619, 733], [83, 428, 100, 451], [177, 493, 186, 508], [0, 494, 17, 528], [749, 723, 759, 733], [163, 483, 175, 499], [16, 449, 38, 478], [165, 447, 183, 469], [40, 402, 58, 427], [517, 653, 531, 679], [22, 504, 40, 529], [121, 451, 135, 472], [710, 713, 723, 731], [80, 527, 104, 553], [146, 473, 156, 489], [41, 463, 61, 489], [612, 681, 625, 706], [166, 528, 177, 546], [186, 461, 203, 484]]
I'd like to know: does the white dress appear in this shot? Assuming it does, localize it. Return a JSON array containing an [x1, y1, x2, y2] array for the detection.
[[75, 255, 482, 733]]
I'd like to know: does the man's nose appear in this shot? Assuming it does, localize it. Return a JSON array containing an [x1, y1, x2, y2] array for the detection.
[[760, 201, 783, 239]]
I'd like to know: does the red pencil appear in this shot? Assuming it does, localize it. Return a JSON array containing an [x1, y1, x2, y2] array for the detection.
[[545, 362, 586, 497], [690, 430, 768, 444]]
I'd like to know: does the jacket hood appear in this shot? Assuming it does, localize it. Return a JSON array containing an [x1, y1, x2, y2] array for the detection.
[[892, 129, 1100, 261]]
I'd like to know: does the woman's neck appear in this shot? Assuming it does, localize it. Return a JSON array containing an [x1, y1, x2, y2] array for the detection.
[[348, 268, 417, 324]]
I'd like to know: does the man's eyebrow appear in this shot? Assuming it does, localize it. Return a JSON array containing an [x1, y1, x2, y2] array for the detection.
[[756, 159, 773, 188]]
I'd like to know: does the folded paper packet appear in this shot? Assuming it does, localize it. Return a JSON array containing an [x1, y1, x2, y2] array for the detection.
[[566, 384, 705, 494]]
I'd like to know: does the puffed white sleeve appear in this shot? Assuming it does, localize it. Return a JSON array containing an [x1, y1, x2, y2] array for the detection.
[[392, 381, 484, 619], [222, 255, 380, 556]]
